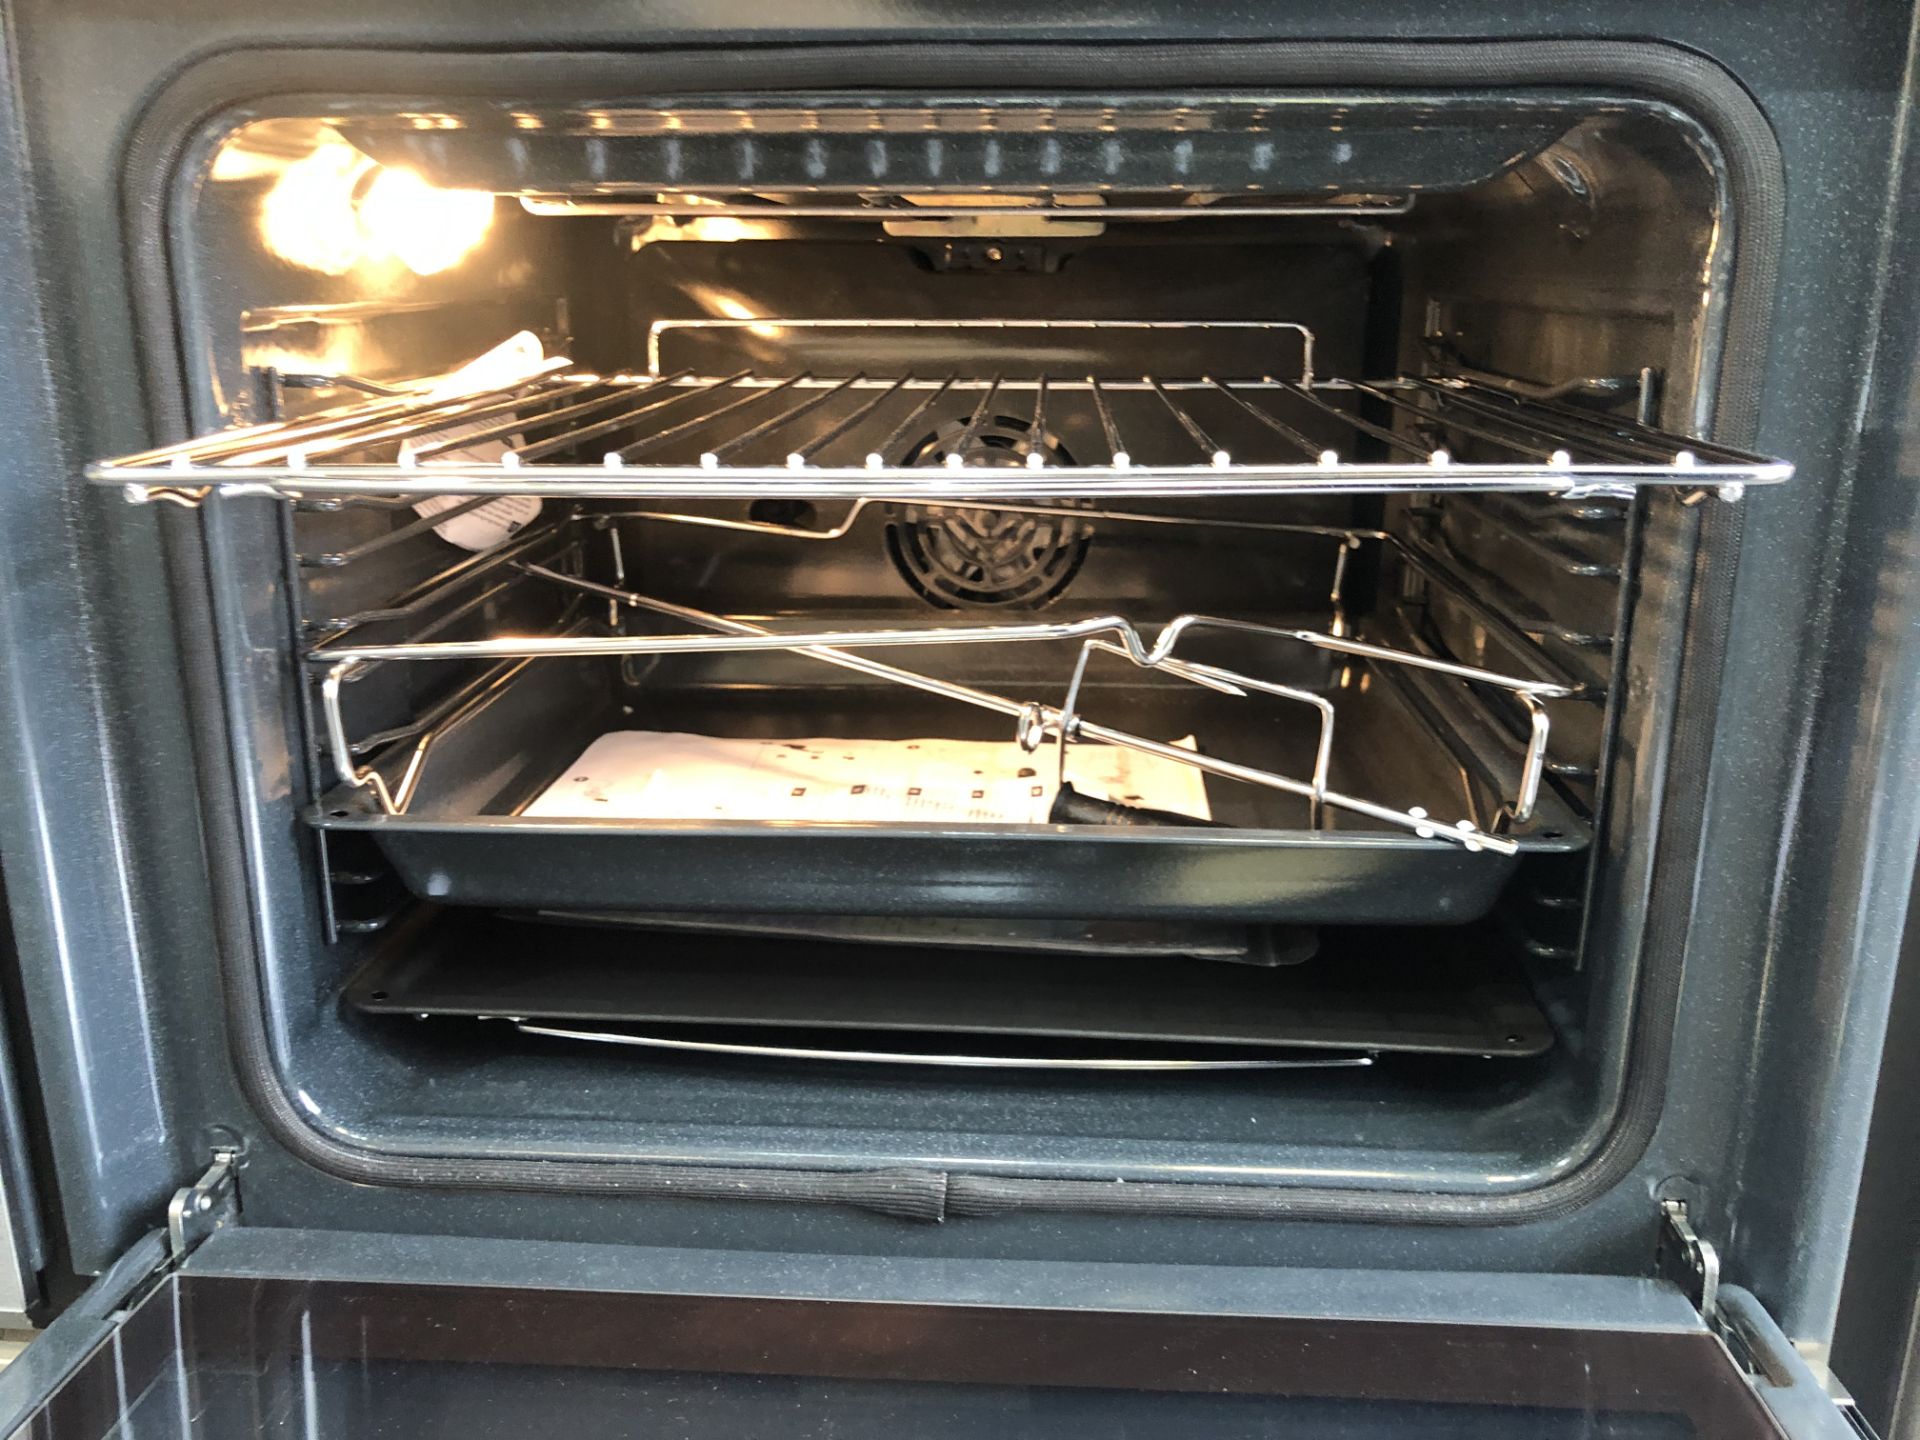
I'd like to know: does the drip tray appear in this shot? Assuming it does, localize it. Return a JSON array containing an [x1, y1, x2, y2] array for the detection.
[[344, 912, 1553, 1062]]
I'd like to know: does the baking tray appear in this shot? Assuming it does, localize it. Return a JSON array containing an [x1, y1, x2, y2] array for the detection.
[[343, 912, 1554, 1059], [519, 911, 1320, 965], [315, 678, 1587, 924]]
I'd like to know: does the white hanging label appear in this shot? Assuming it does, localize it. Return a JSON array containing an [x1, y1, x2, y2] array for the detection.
[[409, 493, 545, 552], [404, 331, 553, 550]]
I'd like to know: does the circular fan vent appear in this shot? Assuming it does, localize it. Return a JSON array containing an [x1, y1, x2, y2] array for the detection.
[[884, 414, 1092, 609]]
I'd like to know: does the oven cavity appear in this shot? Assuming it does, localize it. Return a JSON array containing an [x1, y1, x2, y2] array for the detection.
[[97, 91, 1792, 1191]]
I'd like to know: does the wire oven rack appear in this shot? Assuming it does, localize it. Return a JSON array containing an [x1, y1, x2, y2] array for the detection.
[[90, 320, 1791, 504], [104, 319, 1774, 918], [308, 514, 1587, 859]]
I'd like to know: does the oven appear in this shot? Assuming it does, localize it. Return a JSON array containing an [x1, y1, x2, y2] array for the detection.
[[0, 13, 1915, 1439]]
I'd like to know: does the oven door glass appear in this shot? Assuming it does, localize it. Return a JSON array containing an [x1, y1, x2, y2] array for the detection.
[[4, 1228, 1818, 1440]]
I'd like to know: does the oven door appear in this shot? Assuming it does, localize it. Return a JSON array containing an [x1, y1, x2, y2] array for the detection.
[[0, 1221, 1858, 1440]]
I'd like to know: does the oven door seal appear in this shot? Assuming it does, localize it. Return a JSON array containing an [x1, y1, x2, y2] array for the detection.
[[120, 38, 1782, 1224]]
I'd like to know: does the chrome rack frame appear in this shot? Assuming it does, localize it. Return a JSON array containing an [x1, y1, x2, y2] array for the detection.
[[90, 319, 1790, 505], [643, 318, 1326, 384], [596, 498, 1602, 693], [310, 571, 1578, 854]]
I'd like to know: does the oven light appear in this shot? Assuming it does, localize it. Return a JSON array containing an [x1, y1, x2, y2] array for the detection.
[[259, 136, 494, 277], [258, 140, 372, 276], [357, 168, 495, 275]]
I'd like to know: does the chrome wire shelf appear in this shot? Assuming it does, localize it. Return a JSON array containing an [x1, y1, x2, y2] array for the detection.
[[92, 321, 1790, 505], [309, 517, 1587, 856]]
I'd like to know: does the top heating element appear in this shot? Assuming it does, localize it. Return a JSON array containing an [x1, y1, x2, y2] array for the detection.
[[89, 320, 1791, 506]]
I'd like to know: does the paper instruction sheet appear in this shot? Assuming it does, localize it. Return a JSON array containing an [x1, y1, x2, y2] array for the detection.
[[524, 731, 1213, 824]]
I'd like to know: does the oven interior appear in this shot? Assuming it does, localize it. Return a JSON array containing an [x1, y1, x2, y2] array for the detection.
[[141, 93, 1760, 1189]]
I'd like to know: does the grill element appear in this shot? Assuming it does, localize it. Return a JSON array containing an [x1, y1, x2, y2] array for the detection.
[[888, 414, 1090, 607]]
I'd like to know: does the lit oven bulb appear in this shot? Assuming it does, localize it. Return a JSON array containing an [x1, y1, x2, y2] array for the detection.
[[257, 139, 370, 276], [259, 134, 494, 277], [356, 167, 496, 276]]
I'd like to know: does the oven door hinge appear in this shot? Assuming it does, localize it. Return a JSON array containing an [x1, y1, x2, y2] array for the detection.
[[165, 1147, 242, 1262], [1657, 1201, 1881, 1437], [1655, 1197, 1721, 1324]]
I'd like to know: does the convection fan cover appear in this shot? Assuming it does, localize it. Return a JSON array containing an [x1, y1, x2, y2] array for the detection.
[[886, 414, 1091, 608]]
